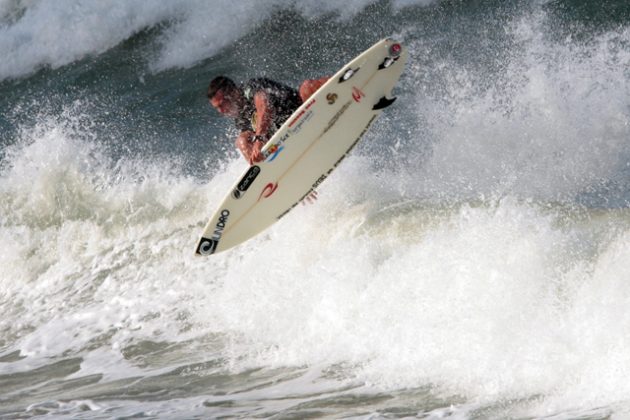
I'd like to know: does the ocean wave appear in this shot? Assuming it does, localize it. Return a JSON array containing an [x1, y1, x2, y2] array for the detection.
[[2, 1, 630, 417], [394, 10, 630, 204], [2, 108, 630, 414], [0, 0, 438, 81]]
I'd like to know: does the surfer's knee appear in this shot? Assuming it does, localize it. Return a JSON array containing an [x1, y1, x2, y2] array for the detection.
[[298, 81, 314, 102], [299, 77, 328, 102]]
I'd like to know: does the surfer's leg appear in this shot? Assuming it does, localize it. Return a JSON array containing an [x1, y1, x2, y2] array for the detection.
[[299, 77, 329, 102]]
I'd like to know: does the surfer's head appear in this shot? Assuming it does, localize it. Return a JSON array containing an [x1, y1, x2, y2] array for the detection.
[[208, 76, 242, 117]]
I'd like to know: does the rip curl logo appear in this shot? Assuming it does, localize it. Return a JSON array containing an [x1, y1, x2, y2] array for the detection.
[[352, 87, 365, 103], [258, 182, 278, 201], [326, 93, 338, 104], [197, 238, 218, 255]]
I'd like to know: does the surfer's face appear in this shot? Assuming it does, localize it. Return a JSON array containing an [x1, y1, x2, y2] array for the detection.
[[210, 90, 239, 117]]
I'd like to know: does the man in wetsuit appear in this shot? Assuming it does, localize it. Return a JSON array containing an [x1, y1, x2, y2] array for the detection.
[[208, 76, 327, 164]]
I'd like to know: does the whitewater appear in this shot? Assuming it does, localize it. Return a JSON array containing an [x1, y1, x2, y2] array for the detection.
[[1, 0, 630, 418]]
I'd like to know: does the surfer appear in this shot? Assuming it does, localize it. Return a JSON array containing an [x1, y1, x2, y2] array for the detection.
[[207, 76, 328, 164]]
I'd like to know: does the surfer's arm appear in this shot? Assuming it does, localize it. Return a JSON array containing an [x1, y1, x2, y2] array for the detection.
[[253, 91, 273, 139]]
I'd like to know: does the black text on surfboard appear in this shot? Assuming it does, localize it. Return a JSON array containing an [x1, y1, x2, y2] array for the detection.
[[232, 165, 261, 199], [196, 209, 230, 255]]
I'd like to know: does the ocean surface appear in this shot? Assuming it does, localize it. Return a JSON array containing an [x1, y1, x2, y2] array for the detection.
[[1, 0, 630, 418]]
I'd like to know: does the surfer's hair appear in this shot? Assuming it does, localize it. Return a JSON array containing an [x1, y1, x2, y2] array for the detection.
[[208, 76, 238, 99]]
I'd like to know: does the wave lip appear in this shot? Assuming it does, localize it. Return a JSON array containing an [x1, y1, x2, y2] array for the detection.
[[0, 0, 440, 80], [0, 0, 180, 80]]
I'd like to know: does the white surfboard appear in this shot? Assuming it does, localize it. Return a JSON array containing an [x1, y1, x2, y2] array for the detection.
[[196, 38, 407, 255]]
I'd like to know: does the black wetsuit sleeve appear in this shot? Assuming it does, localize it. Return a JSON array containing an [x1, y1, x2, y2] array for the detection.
[[236, 78, 301, 135], [235, 114, 252, 132], [234, 102, 254, 132]]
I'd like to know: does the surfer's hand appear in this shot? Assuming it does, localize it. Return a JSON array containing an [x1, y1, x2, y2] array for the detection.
[[249, 139, 265, 164], [236, 131, 264, 164]]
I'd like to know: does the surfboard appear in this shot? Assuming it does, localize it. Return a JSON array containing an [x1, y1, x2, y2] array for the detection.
[[196, 38, 407, 255]]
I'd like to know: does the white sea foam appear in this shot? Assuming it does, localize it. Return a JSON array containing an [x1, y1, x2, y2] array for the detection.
[[1, 94, 630, 418], [401, 11, 630, 202]]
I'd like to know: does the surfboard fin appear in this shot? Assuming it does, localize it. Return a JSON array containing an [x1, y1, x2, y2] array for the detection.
[[372, 96, 396, 110]]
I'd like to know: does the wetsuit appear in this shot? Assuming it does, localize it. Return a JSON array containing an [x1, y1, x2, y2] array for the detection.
[[234, 78, 302, 137]]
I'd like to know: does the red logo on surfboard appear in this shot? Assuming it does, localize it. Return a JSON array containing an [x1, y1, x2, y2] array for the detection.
[[352, 87, 365, 103], [258, 182, 278, 201]]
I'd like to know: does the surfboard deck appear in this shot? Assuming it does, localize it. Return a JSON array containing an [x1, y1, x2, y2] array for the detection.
[[196, 38, 407, 255]]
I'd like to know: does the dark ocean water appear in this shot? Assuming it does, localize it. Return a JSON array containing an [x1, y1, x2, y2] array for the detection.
[[1, 0, 630, 418]]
